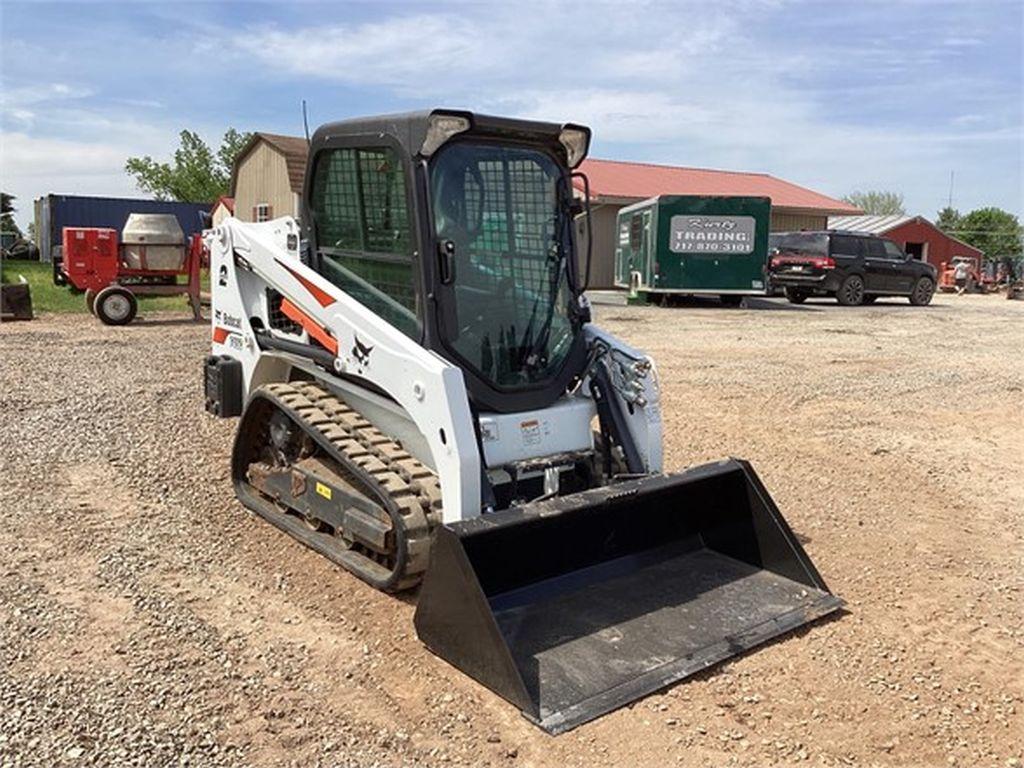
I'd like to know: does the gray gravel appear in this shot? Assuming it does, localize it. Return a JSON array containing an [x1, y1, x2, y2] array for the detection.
[[1, 294, 1022, 767]]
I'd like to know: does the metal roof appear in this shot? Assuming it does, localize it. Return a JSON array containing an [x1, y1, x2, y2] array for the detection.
[[576, 158, 861, 214], [827, 214, 912, 233]]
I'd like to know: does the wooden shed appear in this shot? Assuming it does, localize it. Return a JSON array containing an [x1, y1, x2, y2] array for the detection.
[[230, 133, 309, 223], [210, 196, 234, 227]]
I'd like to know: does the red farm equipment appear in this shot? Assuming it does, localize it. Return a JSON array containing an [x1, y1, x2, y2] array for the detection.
[[60, 214, 206, 325], [938, 256, 982, 294]]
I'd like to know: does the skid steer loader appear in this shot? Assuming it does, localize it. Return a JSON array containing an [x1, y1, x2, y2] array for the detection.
[[204, 109, 842, 733]]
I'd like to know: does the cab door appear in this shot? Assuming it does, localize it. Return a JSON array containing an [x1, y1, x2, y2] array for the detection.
[[616, 210, 653, 290]]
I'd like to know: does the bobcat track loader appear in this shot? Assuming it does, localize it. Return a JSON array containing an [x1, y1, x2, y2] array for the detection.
[[204, 110, 842, 733]]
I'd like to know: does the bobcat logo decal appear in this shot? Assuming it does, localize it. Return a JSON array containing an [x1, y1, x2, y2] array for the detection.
[[352, 335, 374, 368]]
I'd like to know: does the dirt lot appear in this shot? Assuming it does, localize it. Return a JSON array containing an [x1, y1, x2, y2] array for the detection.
[[1, 293, 1022, 768]]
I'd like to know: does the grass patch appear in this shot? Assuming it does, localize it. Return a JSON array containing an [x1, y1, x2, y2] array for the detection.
[[1, 259, 208, 314]]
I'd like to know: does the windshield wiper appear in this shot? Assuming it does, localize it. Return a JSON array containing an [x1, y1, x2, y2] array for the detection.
[[519, 247, 565, 374]]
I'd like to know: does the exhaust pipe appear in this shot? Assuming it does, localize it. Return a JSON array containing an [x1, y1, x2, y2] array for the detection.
[[414, 458, 843, 734]]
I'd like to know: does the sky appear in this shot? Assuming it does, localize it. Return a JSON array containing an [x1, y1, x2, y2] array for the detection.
[[1, 0, 1021, 229]]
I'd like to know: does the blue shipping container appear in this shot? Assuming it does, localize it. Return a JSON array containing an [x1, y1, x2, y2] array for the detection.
[[36, 194, 211, 262]]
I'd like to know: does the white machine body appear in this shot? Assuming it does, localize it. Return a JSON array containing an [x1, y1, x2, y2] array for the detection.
[[208, 216, 663, 524]]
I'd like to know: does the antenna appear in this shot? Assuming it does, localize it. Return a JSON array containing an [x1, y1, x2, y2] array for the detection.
[[947, 170, 955, 209], [302, 99, 311, 145]]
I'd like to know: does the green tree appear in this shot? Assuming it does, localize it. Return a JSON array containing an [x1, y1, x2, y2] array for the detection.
[[948, 207, 1022, 259], [935, 206, 960, 233], [217, 128, 251, 178], [842, 190, 906, 216], [125, 129, 253, 202], [1, 192, 23, 237]]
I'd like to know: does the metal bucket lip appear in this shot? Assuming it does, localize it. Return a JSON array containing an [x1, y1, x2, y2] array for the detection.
[[449, 457, 749, 537], [532, 591, 845, 734]]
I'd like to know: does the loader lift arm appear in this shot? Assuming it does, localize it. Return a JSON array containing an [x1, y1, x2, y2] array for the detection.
[[210, 217, 482, 523]]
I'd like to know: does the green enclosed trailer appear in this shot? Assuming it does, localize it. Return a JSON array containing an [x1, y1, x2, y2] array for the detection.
[[614, 195, 771, 304]]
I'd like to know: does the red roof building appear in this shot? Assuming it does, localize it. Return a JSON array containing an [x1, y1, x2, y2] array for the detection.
[[574, 158, 860, 288]]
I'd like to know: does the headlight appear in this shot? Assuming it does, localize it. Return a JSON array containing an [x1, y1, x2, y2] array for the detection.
[[559, 126, 590, 168], [421, 113, 471, 156]]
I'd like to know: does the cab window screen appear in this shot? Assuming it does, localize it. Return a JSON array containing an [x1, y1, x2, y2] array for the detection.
[[310, 147, 419, 339], [430, 142, 576, 386]]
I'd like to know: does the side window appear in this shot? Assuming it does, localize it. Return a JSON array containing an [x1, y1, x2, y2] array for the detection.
[[629, 213, 644, 251], [882, 240, 905, 260], [310, 146, 419, 339], [864, 238, 886, 258], [830, 235, 863, 258]]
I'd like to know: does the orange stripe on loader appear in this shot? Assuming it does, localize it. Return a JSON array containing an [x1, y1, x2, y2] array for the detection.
[[278, 262, 337, 307], [280, 299, 339, 355]]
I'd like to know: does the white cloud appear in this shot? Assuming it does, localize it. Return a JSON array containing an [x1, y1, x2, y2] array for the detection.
[[1, 1, 1019, 224], [0, 81, 93, 130], [0, 118, 184, 228], [188, 3, 1013, 215], [225, 14, 487, 92], [0, 133, 144, 225], [2, 132, 133, 178]]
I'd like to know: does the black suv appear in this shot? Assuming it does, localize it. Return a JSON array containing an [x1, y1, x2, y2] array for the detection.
[[768, 231, 937, 306]]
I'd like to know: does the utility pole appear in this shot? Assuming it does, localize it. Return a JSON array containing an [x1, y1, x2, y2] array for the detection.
[[947, 170, 955, 209]]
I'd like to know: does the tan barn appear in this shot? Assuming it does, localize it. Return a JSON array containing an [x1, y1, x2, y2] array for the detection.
[[230, 133, 309, 222]]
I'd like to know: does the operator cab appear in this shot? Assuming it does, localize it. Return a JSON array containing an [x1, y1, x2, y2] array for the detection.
[[303, 110, 592, 413]]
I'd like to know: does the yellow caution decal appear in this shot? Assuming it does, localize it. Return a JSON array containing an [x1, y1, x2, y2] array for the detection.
[[315, 481, 332, 500]]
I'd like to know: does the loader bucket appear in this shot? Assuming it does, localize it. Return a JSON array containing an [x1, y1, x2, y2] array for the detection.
[[413, 458, 843, 734]]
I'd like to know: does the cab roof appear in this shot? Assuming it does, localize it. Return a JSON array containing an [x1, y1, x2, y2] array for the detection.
[[309, 109, 587, 165]]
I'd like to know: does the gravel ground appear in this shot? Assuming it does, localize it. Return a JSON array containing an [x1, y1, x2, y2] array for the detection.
[[1, 293, 1022, 768]]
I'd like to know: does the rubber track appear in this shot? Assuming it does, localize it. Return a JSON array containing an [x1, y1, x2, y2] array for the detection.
[[245, 381, 442, 591]]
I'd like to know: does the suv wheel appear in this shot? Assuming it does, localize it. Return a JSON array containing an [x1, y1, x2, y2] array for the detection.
[[836, 275, 865, 306], [784, 287, 808, 304], [909, 277, 935, 306]]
